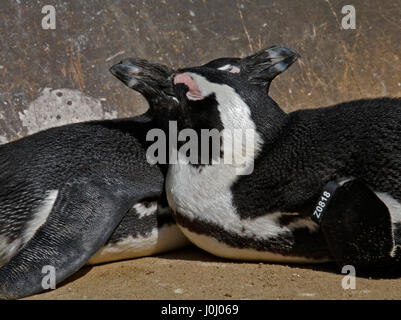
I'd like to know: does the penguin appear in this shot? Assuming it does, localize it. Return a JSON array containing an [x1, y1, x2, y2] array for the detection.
[[0, 55, 262, 299], [160, 45, 401, 271], [0, 58, 191, 299], [97, 56, 255, 266]]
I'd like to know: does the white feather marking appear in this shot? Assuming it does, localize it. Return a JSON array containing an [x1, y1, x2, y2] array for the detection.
[[185, 72, 263, 165], [376, 193, 401, 256], [128, 78, 138, 87], [132, 202, 158, 219], [272, 62, 287, 73], [22, 190, 58, 245], [337, 177, 353, 186], [178, 226, 329, 263], [217, 64, 240, 73], [87, 224, 190, 265], [217, 64, 232, 71], [0, 235, 22, 266], [126, 65, 140, 74], [166, 74, 320, 257], [376, 192, 401, 225]]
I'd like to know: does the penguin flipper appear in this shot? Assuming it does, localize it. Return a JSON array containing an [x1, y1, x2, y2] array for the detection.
[[0, 165, 163, 299], [318, 179, 398, 273]]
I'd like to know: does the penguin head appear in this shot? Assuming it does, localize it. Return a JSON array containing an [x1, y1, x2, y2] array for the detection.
[[171, 46, 299, 143], [110, 58, 178, 111], [110, 46, 299, 141], [109, 56, 247, 119], [199, 45, 299, 90]]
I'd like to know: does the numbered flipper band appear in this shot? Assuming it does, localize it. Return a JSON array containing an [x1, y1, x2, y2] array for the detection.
[[311, 181, 340, 224], [318, 179, 396, 272]]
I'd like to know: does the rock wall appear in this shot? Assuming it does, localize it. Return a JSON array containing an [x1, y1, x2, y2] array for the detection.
[[0, 0, 400, 143]]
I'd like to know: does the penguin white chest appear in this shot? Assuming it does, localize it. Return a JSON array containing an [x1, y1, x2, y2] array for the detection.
[[165, 161, 325, 264], [163, 72, 325, 262], [166, 161, 237, 226], [165, 72, 263, 227], [166, 161, 291, 243]]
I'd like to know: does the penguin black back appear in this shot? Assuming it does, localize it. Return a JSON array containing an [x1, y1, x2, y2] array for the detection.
[[0, 53, 270, 299], [163, 45, 401, 269], [0, 58, 182, 299]]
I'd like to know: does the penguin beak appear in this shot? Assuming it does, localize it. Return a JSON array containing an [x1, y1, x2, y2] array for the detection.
[[110, 58, 178, 111], [240, 45, 300, 85], [109, 59, 142, 87]]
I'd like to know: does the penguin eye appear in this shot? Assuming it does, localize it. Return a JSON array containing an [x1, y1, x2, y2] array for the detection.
[[217, 64, 240, 74], [217, 64, 233, 72]]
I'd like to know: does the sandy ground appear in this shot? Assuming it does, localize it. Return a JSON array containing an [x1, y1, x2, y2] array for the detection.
[[26, 246, 401, 300]]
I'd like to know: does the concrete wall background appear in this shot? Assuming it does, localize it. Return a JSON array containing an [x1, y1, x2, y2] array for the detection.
[[0, 0, 400, 143]]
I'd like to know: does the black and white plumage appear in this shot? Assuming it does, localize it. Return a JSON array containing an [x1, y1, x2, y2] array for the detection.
[[0, 55, 258, 299], [0, 59, 192, 299], [162, 46, 401, 270]]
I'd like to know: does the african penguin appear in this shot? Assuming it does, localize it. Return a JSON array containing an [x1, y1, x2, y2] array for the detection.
[[89, 56, 265, 267], [0, 55, 261, 299], [160, 45, 401, 271], [0, 58, 191, 299]]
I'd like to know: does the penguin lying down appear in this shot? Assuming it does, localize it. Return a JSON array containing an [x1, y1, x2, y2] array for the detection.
[[155, 47, 401, 274], [112, 47, 401, 273], [0, 59, 183, 299], [0, 53, 281, 299], [0, 46, 399, 299]]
